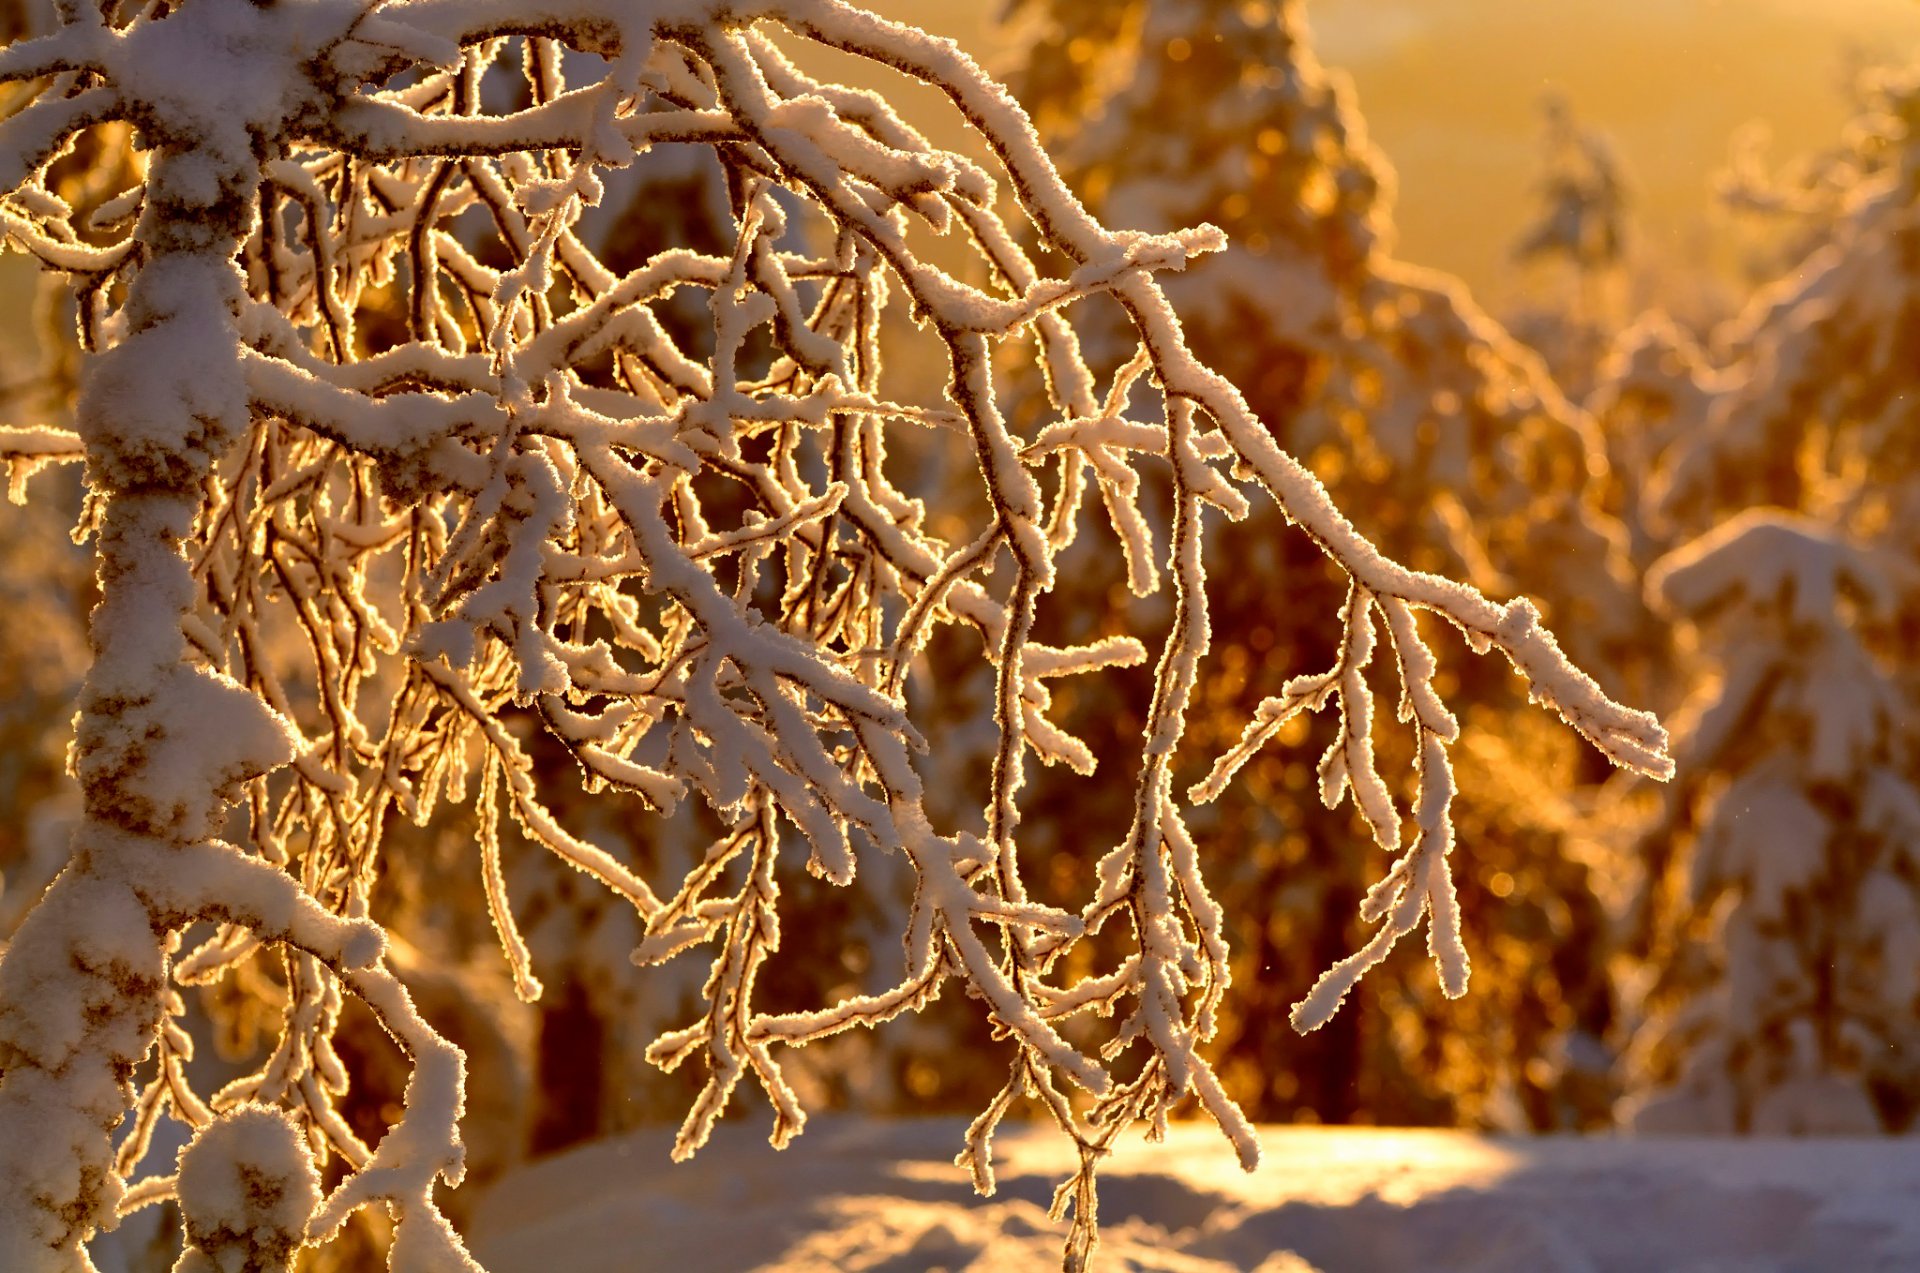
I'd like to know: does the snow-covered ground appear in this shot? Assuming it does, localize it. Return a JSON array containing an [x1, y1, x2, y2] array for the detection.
[[468, 1118, 1920, 1272]]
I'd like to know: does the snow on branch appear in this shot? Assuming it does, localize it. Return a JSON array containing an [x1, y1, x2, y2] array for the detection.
[[0, 0, 1669, 1269]]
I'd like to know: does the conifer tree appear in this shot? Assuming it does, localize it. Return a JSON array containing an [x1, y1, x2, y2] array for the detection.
[[1625, 512, 1914, 1134], [1599, 66, 1920, 1135]]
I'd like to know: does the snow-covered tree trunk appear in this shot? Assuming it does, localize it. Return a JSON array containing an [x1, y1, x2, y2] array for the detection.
[[2, 63, 306, 1273], [0, 6, 471, 1267]]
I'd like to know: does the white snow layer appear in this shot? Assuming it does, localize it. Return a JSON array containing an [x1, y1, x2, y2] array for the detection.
[[467, 1119, 1920, 1273]]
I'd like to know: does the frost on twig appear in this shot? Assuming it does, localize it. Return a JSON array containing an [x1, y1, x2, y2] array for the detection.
[[0, 0, 1668, 1269]]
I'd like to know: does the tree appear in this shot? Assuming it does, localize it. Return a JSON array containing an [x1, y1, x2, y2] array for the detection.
[[1513, 94, 1628, 278], [1504, 93, 1632, 402], [0, 1, 1668, 1269], [1625, 512, 1913, 1134]]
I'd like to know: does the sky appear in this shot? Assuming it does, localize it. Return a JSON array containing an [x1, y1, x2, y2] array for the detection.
[[861, 0, 1920, 303], [1309, 0, 1920, 301]]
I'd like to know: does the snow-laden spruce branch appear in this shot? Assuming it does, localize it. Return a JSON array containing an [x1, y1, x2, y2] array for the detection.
[[0, 0, 1669, 1269]]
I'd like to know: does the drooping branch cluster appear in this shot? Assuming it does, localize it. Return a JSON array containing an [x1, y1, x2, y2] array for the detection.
[[0, 0, 1669, 1268]]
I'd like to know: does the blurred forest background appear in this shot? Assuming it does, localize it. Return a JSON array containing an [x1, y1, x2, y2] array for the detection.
[[3, 0, 1919, 1210]]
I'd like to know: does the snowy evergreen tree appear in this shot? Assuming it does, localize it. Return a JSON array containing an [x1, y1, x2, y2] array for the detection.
[[1513, 94, 1628, 278], [1655, 67, 1920, 543], [1503, 94, 1633, 403], [1625, 513, 1917, 1134], [1595, 64, 1920, 1136]]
